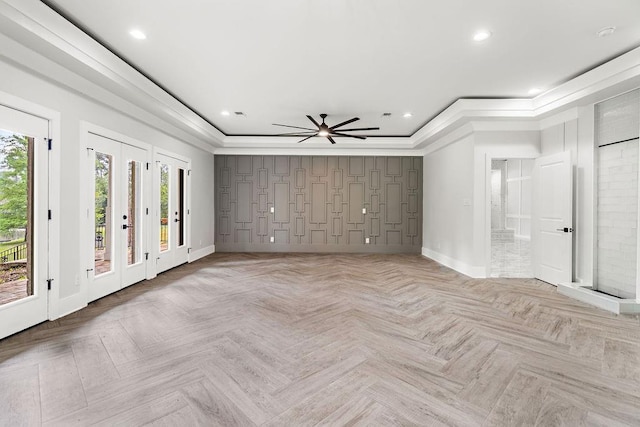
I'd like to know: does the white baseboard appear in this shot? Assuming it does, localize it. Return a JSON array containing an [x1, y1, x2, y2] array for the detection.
[[53, 293, 87, 320], [557, 282, 640, 314], [421, 247, 486, 278], [189, 245, 215, 263]]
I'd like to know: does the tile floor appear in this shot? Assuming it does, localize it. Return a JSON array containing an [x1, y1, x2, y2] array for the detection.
[[491, 232, 532, 278]]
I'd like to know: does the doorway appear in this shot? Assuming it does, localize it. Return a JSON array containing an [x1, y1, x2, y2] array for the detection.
[[87, 133, 149, 302], [155, 152, 190, 274], [0, 106, 49, 338], [490, 159, 533, 278]]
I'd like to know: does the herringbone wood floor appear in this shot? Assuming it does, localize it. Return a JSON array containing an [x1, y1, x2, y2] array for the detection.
[[1, 253, 640, 426]]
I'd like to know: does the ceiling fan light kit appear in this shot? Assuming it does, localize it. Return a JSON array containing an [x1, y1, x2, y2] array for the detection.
[[273, 113, 380, 144]]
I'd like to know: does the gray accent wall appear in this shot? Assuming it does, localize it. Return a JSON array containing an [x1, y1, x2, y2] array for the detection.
[[215, 155, 422, 253]]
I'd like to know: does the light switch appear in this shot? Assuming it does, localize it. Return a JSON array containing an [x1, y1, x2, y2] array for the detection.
[[270, 236, 275, 243], [463, 198, 471, 206], [365, 237, 370, 244], [362, 208, 367, 214], [270, 206, 274, 213]]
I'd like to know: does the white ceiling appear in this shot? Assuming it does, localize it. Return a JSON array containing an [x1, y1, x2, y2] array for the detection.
[[42, 0, 640, 138]]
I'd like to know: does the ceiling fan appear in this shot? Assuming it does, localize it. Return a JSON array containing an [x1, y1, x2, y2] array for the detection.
[[273, 114, 380, 144]]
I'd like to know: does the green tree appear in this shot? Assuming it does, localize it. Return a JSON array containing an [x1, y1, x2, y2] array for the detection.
[[94, 153, 110, 225], [0, 134, 28, 237], [160, 163, 169, 220]]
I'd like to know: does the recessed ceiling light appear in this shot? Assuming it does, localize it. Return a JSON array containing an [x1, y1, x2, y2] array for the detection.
[[596, 26, 616, 38], [403, 112, 413, 118], [528, 87, 543, 95], [129, 29, 147, 40], [221, 111, 230, 116], [473, 30, 492, 42]]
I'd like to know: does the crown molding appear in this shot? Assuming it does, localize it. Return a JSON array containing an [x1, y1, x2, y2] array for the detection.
[[0, 0, 224, 148], [1, 0, 639, 154], [412, 46, 640, 149]]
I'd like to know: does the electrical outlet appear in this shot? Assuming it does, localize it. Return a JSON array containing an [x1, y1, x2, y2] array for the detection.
[[365, 237, 370, 244], [270, 236, 275, 243], [270, 206, 274, 213], [362, 207, 367, 214]]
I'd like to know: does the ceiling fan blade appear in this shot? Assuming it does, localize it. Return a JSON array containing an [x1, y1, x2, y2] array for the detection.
[[331, 132, 366, 140], [327, 136, 337, 144], [306, 115, 321, 129], [273, 123, 316, 131], [297, 134, 316, 143], [330, 117, 359, 130], [334, 127, 380, 132], [274, 131, 317, 136]]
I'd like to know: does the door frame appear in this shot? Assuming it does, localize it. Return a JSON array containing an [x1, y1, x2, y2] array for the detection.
[[0, 91, 60, 325], [152, 147, 191, 275], [80, 122, 152, 304], [484, 153, 538, 278]]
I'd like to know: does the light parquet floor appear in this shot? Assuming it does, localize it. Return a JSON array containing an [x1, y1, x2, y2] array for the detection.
[[1, 253, 640, 426]]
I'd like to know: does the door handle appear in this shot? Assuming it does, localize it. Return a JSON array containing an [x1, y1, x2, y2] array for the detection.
[[122, 224, 128, 230], [174, 219, 180, 223], [556, 227, 573, 233]]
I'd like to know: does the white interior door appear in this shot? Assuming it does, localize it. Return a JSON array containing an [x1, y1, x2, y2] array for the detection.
[[156, 153, 189, 274], [0, 106, 49, 339], [88, 133, 148, 302], [532, 151, 573, 285]]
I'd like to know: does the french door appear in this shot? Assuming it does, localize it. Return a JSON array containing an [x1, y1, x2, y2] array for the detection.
[[155, 153, 189, 273], [0, 105, 49, 339], [87, 133, 148, 302]]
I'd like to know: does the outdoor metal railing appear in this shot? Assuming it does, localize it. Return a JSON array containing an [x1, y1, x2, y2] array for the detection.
[[95, 223, 168, 249], [0, 242, 27, 263]]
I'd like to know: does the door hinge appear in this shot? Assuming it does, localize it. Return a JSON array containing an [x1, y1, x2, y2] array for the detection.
[[188, 248, 192, 253], [48, 209, 52, 220], [47, 278, 53, 290], [188, 170, 191, 176], [145, 252, 149, 260], [146, 208, 149, 215], [146, 162, 150, 170], [47, 138, 52, 150]]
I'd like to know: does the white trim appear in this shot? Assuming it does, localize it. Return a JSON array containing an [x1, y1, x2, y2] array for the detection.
[[557, 283, 640, 314], [539, 108, 579, 130], [55, 294, 86, 319], [1, 1, 639, 153], [188, 245, 215, 263], [213, 147, 425, 156], [422, 123, 474, 156], [0, 90, 61, 322], [421, 247, 486, 278], [0, 0, 223, 148]]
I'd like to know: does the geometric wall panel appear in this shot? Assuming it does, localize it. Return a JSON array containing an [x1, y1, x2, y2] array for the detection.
[[215, 155, 422, 253], [348, 182, 364, 224], [385, 183, 402, 224], [236, 182, 252, 223]]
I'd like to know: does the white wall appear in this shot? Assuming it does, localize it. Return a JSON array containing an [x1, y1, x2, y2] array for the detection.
[[0, 35, 215, 317], [422, 134, 478, 276]]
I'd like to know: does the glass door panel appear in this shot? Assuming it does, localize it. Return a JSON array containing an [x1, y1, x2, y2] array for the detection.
[[159, 163, 169, 253], [0, 104, 49, 340], [127, 160, 142, 266], [88, 134, 148, 302], [94, 152, 113, 276], [0, 130, 34, 306], [156, 153, 189, 274], [177, 168, 185, 247]]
